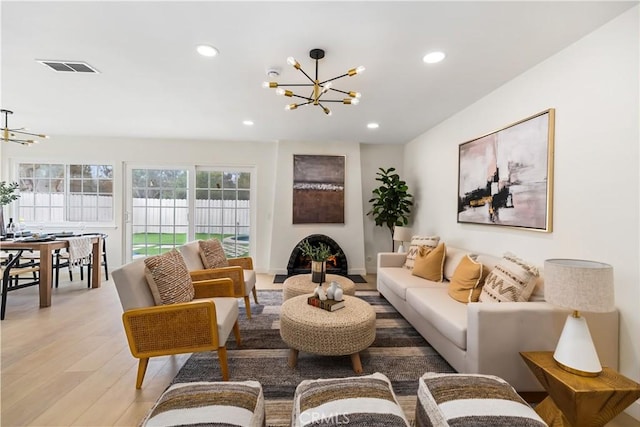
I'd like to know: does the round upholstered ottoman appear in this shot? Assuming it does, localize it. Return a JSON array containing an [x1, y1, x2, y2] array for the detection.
[[279, 294, 376, 373], [282, 273, 356, 301]]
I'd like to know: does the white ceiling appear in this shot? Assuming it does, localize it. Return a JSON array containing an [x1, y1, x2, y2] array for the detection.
[[1, 1, 636, 145]]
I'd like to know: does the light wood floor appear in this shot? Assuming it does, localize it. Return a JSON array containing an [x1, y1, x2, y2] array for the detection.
[[1, 273, 638, 426]]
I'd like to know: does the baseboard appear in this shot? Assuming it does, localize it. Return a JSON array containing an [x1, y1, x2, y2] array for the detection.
[[625, 400, 640, 421]]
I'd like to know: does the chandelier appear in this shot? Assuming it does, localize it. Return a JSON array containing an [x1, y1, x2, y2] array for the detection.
[[1, 109, 49, 146], [263, 48, 364, 116]]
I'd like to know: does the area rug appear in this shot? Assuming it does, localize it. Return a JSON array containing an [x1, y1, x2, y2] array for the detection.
[[171, 290, 454, 426], [273, 273, 368, 283]]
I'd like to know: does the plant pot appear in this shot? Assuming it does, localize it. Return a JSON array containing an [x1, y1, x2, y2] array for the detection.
[[311, 260, 326, 284]]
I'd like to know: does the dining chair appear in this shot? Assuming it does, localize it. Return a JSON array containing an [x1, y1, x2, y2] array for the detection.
[[1, 249, 41, 320]]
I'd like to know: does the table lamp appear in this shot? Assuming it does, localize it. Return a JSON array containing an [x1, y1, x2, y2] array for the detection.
[[393, 226, 413, 253], [544, 259, 614, 376]]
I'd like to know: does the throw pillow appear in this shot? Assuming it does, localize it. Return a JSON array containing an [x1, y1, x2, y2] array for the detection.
[[411, 242, 446, 282], [199, 239, 229, 269], [415, 373, 546, 427], [403, 235, 440, 270], [479, 253, 540, 303], [292, 372, 410, 427], [144, 249, 194, 305], [448, 255, 486, 303]]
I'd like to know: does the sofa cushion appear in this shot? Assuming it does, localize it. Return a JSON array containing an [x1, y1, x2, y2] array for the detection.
[[292, 372, 410, 427], [144, 249, 195, 305], [479, 253, 540, 303], [412, 242, 446, 282], [140, 381, 265, 427], [448, 255, 485, 303], [378, 267, 444, 301], [444, 246, 476, 281], [415, 373, 546, 427], [199, 239, 229, 269], [407, 287, 468, 350], [404, 235, 440, 270]]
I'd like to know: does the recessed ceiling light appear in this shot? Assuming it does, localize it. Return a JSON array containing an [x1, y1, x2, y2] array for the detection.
[[197, 45, 219, 57], [423, 51, 446, 64], [367, 123, 379, 129], [243, 120, 254, 126]]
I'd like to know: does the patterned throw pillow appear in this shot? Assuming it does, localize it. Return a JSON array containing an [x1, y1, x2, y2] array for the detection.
[[403, 235, 440, 270], [140, 381, 265, 427], [479, 253, 540, 303], [448, 255, 486, 303], [292, 372, 410, 427], [415, 373, 546, 427], [199, 239, 229, 269], [411, 242, 446, 282], [144, 249, 194, 305]]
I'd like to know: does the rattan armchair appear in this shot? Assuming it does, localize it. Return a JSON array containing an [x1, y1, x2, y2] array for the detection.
[[180, 241, 258, 319], [112, 258, 242, 389]]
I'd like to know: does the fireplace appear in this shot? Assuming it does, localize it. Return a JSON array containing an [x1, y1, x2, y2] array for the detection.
[[287, 234, 348, 277]]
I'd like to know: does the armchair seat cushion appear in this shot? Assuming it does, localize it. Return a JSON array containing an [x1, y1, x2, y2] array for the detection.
[[210, 297, 240, 343], [141, 381, 265, 427], [243, 269, 256, 294]]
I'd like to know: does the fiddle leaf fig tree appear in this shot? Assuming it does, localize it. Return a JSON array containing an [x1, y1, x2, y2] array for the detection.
[[367, 167, 413, 250]]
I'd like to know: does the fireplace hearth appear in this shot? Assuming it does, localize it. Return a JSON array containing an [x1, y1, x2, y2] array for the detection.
[[287, 234, 348, 277]]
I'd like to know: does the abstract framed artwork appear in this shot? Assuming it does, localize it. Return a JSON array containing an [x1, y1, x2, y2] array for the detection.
[[457, 109, 555, 232], [293, 154, 345, 224]]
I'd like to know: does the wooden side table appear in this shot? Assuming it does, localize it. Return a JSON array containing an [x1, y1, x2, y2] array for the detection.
[[520, 351, 640, 427]]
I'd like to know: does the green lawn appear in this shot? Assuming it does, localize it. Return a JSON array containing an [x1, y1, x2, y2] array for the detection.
[[132, 233, 248, 257]]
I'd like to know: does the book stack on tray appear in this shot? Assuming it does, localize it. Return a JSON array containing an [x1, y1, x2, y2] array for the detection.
[[307, 296, 345, 312]]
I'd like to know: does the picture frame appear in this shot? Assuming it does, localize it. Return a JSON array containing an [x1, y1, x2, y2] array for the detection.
[[293, 154, 345, 224], [457, 109, 555, 232]]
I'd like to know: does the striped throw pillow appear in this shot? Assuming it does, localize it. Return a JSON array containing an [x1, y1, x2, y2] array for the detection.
[[403, 235, 440, 270], [140, 381, 265, 427], [292, 372, 410, 427], [415, 373, 546, 427]]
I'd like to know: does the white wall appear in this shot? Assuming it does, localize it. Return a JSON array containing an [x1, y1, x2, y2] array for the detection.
[[404, 7, 639, 417], [268, 140, 366, 275], [360, 143, 406, 273]]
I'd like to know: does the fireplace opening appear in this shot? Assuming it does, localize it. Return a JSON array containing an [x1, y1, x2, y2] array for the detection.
[[287, 234, 348, 277]]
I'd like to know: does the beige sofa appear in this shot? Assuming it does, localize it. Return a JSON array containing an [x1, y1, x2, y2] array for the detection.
[[376, 246, 619, 392]]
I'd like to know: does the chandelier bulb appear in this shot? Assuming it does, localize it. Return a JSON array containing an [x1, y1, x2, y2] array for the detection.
[[285, 104, 298, 110], [276, 88, 285, 96], [349, 91, 362, 98], [348, 66, 366, 76], [323, 107, 332, 116], [287, 57, 301, 69]]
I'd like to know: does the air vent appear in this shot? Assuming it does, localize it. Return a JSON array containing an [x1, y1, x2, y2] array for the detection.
[[37, 60, 99, 73]]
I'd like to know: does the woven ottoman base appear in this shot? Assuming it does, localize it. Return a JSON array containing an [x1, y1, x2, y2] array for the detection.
[[140, 381, 265, 427], [280, 294, 376, 373]]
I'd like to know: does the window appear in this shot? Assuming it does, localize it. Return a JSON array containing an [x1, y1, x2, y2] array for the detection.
[[17, 163, 113, 223]]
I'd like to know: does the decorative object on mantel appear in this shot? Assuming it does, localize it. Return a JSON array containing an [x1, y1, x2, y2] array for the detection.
[[0, 181, 20, 237], [263, 48, 364, 116], [367, 167, 413, 251], [299, 239, 340, 284], [1, 109, 49, 145], [544, 258, 614, 376], [457, 109, 555, 232]]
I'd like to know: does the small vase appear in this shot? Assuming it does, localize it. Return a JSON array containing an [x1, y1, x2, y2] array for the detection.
[[311, 260, 326, 284], [334, 286, 344, 302], [327, 281, 338, 299]]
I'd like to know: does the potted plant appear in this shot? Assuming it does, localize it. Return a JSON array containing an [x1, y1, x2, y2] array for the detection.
[[0, 181, 19, 237], [298, 239, 339, 284], [367, 167, 413, 250]]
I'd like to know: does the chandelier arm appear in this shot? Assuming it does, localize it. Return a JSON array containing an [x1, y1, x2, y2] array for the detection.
[[317, 99, 349, 103], [8, 129, 47, 138], [273, 83, 315, 87], [319, 73, 349, 85], [328, 88, 351, 96], [291, 93, 313, 101], [296, 67, 316, 85]]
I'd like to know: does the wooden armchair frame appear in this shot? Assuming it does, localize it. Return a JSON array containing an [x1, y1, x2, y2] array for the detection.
[[121, 277, 241, 389], [189, 256, 258, 318]]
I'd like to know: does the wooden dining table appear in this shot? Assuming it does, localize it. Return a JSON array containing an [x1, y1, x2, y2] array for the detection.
[[0, 235, 102, 307]]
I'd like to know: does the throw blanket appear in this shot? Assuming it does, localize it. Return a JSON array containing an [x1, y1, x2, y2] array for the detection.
[[65, 236, 93, 266]]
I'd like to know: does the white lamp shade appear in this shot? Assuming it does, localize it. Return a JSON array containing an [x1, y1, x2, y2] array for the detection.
[[544, 259, 614, 313], [393, 226, 413, 243]]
